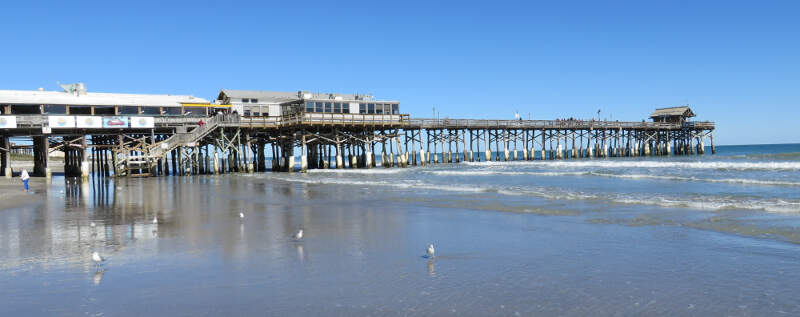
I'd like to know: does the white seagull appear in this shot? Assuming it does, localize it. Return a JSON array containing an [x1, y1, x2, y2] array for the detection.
[[90, 222, 96, 228], [427, 244, 435, 258], [293, 229, 304, 240], [91, 251, 105, 268], [152, 216, 158, 224], [239, 212, 245, 219]]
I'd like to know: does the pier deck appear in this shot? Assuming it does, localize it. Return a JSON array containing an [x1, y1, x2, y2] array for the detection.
[[1, 113, 715, 178]]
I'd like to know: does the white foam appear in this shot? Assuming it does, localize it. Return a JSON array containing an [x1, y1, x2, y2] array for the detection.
[[462, 160, 800, 171], [306, 168, 408, 175]]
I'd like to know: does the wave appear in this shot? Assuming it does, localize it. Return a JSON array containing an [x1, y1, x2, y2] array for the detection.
[[730, 152, 800, 160], [267, 175, 800, 214], [306, 168, 408, 175], [462, 160, 800, 171], [425, 169, 800, 186]]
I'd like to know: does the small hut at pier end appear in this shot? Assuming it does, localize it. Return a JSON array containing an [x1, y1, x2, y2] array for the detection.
[[649, 106, 696, 123]]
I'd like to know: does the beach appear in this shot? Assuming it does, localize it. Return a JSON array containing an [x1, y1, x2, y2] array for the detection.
[[0, 144, 799, 316]]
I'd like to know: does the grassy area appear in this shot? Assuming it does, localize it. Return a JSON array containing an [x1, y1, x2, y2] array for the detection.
[[8, 153, 64, 161], [9, 153, 33, 161]]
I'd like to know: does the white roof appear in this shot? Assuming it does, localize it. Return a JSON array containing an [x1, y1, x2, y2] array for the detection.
[[0, 90, 208, 108]]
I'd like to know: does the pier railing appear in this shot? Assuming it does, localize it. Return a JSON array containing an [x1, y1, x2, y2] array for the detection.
[[4, 114, 712, 132], [408, 118, 714, 130]]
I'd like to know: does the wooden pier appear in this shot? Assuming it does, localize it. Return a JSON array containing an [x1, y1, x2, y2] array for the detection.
[[1, 111, 715, 179]]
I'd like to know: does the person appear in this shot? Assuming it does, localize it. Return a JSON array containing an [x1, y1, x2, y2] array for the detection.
[[21, 169, 29, 192], [198, 119, 205, 127]]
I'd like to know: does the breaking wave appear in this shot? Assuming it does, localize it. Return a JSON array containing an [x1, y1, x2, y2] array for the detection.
[[462, 160, 800, 171], [425, 170, 800, 187], [267, 175, 800, 214]]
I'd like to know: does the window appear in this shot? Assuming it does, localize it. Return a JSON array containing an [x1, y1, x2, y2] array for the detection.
[[163, 107, 182, 115], [368, 103, 375, 114], [359, 103, 367, 114], [119, 106, 140, 115], [69, 106, 92, 115], [305, 101, 314, 112], [315, 102, 323, 112], [251, 99, 258, 103], [244, 110, 251, 116], [392, 104, 399, 114], [242, 98, 250, 103], [342, 103, 350, 113], [44, 105, 67, 114], [142, 107, 160, 115]]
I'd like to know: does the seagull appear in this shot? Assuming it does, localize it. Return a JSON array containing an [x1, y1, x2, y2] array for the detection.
[[239, 212, 245, 219], [152, 216, 158, 224], [91, 251, 105, 269], [90, 222, 96, 228], [293, 229, 304, 240], [426, 244, 435, 258]]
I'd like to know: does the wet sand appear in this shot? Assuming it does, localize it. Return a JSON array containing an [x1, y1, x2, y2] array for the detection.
[[0, 174, 799, 316]]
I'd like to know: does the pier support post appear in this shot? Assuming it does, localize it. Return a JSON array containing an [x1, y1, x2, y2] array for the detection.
[[213, 148, 220, 174], [484, 130, 491, 161], [1, 135, 9, 178], [81, 137, 89, 180], [33, 136, 49, 177], [710, 133, 716, 154], [300, 134, 308, 172], [540, 129, 546, 160], [365, 141, 373, 169]]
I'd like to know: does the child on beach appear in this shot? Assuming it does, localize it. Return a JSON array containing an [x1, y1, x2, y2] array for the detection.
[[21, 169, 29, 192]]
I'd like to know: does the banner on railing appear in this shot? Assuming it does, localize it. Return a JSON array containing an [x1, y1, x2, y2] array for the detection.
[[75, 116, 103, 128], [48, 116, 76, 128], [0, 116, 17, 129], [103, 116, 129, 128], [130, 117, 154, 128]]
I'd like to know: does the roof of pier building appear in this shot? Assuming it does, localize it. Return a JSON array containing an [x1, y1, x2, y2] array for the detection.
[[649, 106, 695, 119], [0, 88, 208, 108], [217, 89, 383, 104]]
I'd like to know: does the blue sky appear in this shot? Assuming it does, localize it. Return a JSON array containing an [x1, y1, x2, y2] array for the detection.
[[1, 1, 797, 145]]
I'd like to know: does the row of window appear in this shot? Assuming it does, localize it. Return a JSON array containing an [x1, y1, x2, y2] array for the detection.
[[3, 105, 196, 116], [303, 102, 400, 114], [359, 103, 399, 115], [241, 98, 259, 103], [304, 102, 352, 114]]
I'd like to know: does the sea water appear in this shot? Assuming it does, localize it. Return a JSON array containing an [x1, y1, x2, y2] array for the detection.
[[1, 144, 799, 316]]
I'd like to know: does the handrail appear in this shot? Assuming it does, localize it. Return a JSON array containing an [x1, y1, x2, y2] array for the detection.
[[4, 114, 713, 131]]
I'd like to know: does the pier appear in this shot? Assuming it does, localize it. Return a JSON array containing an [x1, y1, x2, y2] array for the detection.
[[0, 86, 715, 178]]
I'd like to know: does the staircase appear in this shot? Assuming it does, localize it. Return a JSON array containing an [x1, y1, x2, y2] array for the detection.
[[115, 117, 220, 177]]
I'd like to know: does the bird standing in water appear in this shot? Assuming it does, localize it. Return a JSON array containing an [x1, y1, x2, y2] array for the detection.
[[92, 251, 105, 269], [293, 229, 304, 241], [427, 244, 435, 258], [239, 212, 245, 219], [152, 216, 158, 224]]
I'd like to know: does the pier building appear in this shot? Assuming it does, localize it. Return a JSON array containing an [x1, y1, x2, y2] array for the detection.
[[0, 84, 715, 179]]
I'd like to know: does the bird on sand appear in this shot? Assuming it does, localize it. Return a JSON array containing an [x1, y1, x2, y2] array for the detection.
[[152, 216, 158, 224], [239, 212, 245, 219], [293, 229, 304, 240], [91, 251, 105, 269], [90, 222, 96, 228], [426, 244, 435, 258]]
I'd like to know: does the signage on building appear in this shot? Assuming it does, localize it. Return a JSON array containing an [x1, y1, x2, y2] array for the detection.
[[75, 116, 103, 128], [0, 116, 17, 129], [130, 116, 155, 128], [103, 116, 129, 128], [48, 116, 76, 128]]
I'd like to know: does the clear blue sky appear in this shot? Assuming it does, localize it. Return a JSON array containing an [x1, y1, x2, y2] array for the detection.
[[1, 1, 797, 145]]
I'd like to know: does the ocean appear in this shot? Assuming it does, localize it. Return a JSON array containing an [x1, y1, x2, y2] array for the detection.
[[1, 143, 799, 316]]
